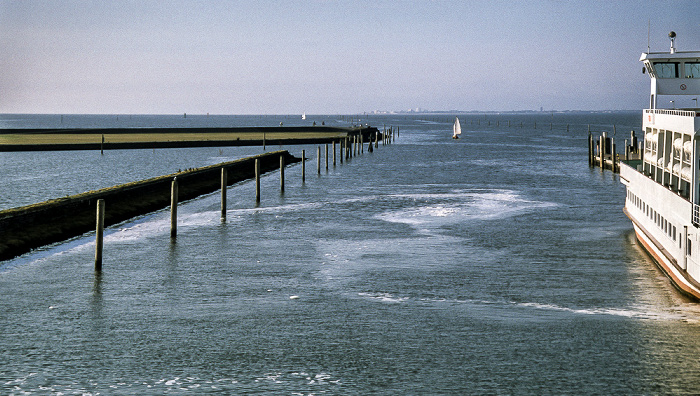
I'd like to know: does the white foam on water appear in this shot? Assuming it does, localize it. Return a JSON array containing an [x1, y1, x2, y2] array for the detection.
[[376, 189, 556, 230], [358, 292, 410, 303], [356, 292, 693, 322]]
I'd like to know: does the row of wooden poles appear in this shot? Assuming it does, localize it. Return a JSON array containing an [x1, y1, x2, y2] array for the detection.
[[94, 128, 398, 271], [587, 127, 641, 173]]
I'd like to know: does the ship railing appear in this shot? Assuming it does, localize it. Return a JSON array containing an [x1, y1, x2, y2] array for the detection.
[[645, 109, 700, 117], [694, 204, 700, 227]]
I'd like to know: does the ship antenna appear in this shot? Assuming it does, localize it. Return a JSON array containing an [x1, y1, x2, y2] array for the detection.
[[647, 20, 650, 53]]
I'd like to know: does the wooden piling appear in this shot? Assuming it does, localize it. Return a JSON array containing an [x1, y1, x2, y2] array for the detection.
[[255, 159, 261, 204], [95, 199, 105, 271], [317, 146, 321, 174], [325, 144, 329, 170], [611, 138, 616, 173], [302, 150, 306, 182], [221, 168, 227, 220], [170, 177, 178, 238], [588, 131, 593, 167], [280, 155, 285, 193], [100, 135, 104, 155], [333, 141, 336, 166], [599, 134, 605, 169]]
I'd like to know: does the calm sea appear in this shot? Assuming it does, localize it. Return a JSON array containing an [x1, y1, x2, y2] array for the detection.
[[2, 112, 700, 394]]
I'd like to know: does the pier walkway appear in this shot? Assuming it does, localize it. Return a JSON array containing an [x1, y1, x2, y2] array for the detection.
[[0, 126, 377, 151]]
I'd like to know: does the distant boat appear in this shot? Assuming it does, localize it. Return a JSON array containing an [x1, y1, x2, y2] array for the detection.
[[452, 117, 461, 139], [302, 112, 306, 120]]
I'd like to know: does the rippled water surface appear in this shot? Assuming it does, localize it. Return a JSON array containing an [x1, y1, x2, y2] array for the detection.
[[3, 112, 700, 394]]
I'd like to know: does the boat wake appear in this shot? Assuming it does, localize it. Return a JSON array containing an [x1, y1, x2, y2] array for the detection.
[[355, 292, 693, 322]]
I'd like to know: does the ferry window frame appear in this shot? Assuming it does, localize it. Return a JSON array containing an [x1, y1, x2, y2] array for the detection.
[[653, 62, 679, 78], [685, 62, 700, 78]]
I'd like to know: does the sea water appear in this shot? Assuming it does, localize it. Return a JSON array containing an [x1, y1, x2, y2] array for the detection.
[[2, 112, 700, 394]]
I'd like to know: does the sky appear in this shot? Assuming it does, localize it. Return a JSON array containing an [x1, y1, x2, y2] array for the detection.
[[1, 0, 699, 115]]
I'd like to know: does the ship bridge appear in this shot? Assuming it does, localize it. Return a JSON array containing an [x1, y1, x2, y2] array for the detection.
[[641, 31, 700, 108], [640, 33, 700, 216]]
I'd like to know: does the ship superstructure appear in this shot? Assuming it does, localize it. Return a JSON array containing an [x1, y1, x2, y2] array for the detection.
[[620, 32, 700, 299]]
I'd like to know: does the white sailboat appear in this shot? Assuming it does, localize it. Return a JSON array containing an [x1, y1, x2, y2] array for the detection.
[[302, 112, 306, 120], [452, 117, 461, 139]]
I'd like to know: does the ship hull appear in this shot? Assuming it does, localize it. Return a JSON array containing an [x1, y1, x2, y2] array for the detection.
[[629, 218, 700, 300]]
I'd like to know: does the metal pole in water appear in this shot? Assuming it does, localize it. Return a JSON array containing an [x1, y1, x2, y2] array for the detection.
[[221, 168, 227, 221], [95, 199, 105, 271], [255, 159, 261, 204], [171, 177, 178, 238]]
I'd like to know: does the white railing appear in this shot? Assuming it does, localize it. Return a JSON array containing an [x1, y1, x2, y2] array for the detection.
[[645, 109, 700, 117], [694, 204, 700, 227]]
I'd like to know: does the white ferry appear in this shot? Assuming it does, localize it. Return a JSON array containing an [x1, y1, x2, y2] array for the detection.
[[621, 32, 700, 300]]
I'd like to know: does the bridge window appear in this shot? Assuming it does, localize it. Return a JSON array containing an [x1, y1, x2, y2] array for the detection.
[[654, 62, 679, 78], [685, 63, 700, 78]]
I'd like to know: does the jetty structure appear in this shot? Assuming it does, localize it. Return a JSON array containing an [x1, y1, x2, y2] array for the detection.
[[620, 31, 700, 299], [0, 124, 385, 262], [0, 125, 378, 151]]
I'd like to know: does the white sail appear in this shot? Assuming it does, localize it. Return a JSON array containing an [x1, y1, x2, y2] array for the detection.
[[302, 112, 306, 120], [453, 117, 461, 138]]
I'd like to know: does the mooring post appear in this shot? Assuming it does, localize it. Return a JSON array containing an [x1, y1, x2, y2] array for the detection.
[[302, 150, 306, 182], [340, 140, 344, 164], [601, 133, 607, 169], [325, 144, 329, 170], [101, 135, 104, 155], [316, 146, 321, 174], [255, 159, 261, 204], [611, 138, 616, 172], [280, 155, 285, 193], [171, 177, 178, 238], [263, 132, 266, 151], [333, 141, 336, 166], [95, 199, 105, 271], [360, 134, 364, 154], [221, 168, 227, 221], [588, 131, 592, 167]]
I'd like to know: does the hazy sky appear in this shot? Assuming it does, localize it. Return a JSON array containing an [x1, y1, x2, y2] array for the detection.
[[1, 1, 699, 114]]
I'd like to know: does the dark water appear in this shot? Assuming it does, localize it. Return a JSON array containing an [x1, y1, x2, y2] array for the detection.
[[2, 112, 700, 394]]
